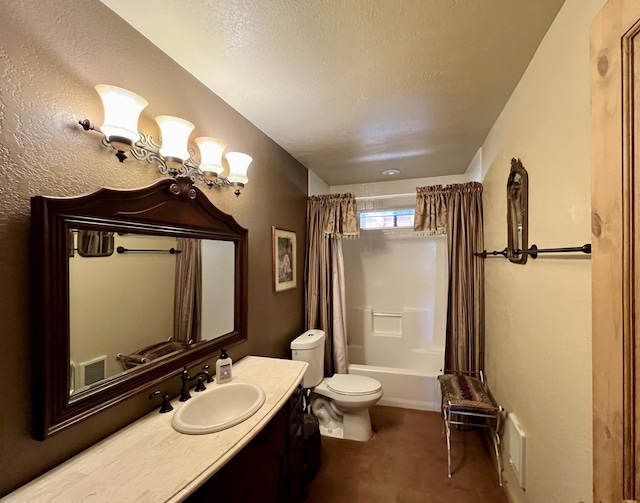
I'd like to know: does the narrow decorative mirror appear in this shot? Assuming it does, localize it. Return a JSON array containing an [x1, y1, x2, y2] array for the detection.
[[30, 177, 248, 439], [507, 158, 528, 264]]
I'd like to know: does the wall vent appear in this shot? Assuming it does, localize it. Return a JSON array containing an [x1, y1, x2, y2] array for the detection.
[[507, 413, 526, 489], [79, 355, 107, 387]]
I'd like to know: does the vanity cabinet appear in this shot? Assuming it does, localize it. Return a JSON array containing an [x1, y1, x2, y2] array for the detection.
[[186, 382, 305, 503], [288, 383, 306, 501], [0, 357, 309, 503]]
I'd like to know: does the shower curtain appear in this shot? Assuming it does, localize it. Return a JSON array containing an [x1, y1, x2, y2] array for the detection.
[[305, 194, 359, 375], [415, 182, 485, 373], [173, 237, 202, 345]]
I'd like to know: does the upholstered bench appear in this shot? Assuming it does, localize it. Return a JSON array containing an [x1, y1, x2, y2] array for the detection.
[[437, 371, 504, 486]]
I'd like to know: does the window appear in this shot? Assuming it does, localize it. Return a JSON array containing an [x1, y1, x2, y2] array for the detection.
[[359, 209, 415, 230]]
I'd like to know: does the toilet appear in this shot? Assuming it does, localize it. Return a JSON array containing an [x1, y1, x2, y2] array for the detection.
[[291, 329, 383, 441]]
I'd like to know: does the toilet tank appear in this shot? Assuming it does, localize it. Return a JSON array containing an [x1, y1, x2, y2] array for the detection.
[[291, 329, 325, 388]]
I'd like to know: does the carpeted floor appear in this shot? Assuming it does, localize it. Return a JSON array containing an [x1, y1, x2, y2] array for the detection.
[[305, 405, 509, 503]]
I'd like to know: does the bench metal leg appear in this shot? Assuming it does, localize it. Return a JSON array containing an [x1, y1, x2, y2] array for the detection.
[[491, 406, 504, 486], [492, 429, 503, 486], [443, 408, 452, 478], [443, 407, 504, 485]]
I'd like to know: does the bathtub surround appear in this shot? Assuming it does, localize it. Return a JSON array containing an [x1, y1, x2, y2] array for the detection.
[[341, 182, 483, 411], [338, 177, 452, 413], [305, 194, 359, 375], [343, 230, 447, 411]]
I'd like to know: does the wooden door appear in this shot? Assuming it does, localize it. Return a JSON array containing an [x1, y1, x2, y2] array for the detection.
[[592, 1, 640, 501]]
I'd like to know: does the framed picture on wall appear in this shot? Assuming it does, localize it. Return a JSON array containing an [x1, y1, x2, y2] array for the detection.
[[272, 227, 296, 292]]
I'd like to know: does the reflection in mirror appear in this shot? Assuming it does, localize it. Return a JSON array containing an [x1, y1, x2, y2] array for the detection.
[[68, 231, 235, 395], [77, 230, 115, 257], [507, 158, 529, 264]]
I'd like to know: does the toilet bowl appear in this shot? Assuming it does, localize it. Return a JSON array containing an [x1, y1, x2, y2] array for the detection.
[[291, 329, 383, 442], [311, 374, 383, 441]]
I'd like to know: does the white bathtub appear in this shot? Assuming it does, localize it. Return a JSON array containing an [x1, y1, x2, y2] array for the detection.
[[348, 347, 444, 412]]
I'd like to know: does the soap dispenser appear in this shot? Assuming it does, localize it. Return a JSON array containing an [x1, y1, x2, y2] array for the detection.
[[215, 348, 233, 384]]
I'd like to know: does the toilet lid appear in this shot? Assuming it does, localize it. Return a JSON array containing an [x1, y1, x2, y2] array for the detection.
[[326, 374, 382, 396]]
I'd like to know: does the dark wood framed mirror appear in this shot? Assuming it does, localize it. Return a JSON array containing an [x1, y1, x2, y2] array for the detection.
[[30, 177, 248, 439], [507, 158, 529, 264]]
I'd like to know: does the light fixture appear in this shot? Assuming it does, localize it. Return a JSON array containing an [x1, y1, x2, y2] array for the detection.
[[94, 85, 148, 161], [196, 137, 226, 178], [382, 169, 401, 176], [79, 85, 252, 196], [155, 116, 195, 166], [226, 152, 252, 185]]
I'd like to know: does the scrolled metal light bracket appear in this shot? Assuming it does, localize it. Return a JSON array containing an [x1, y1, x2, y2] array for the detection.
[[78, 120, 245, 197]]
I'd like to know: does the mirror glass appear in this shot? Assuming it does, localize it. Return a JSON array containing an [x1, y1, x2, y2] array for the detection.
[[507, 158, 529, 264], [31, 177, 248, 439], [68, 230, 235, 395]]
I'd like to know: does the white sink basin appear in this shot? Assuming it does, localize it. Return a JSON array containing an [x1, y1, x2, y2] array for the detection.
[[172, 382, 266, 435]]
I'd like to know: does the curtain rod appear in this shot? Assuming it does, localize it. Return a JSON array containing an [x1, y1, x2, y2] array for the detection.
[[475, 243, 591, 259], [354, 192, 415, 201], [116, 246, 181, 254]]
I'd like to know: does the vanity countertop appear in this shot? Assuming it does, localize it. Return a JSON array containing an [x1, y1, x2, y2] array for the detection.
[[2, 356, 307, 503]]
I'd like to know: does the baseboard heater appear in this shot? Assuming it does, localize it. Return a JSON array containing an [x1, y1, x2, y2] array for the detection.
[[507, 413, 526, 489]]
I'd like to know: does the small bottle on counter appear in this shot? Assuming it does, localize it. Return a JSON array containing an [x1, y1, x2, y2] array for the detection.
[[215, 348, 233, 384]]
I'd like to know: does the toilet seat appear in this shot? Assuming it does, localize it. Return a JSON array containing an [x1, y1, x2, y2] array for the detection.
[[326, 374, 382, 396]]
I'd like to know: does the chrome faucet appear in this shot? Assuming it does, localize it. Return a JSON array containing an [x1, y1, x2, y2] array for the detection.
[[179, 365, 214, 401]]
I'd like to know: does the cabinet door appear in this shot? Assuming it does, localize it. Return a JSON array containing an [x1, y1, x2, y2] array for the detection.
[[287, 384, 305, 502], [186, 408, 287, 503], [592, 0, 640, 501], [289, 423, 305, 502]]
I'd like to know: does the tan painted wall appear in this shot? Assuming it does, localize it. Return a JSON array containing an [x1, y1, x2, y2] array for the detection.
[[0, 0, 307, 496], [481, 0, 604, 501]]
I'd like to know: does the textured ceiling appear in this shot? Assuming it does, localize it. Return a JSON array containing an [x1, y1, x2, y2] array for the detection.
[[99, 0, 565, 186]]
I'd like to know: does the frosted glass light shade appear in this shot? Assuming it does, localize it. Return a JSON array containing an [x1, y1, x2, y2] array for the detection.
[[225, 152, 252, 185], [95, 85, 148, 146], [155, 115, 195, 164], [196, 137, 227, 176]]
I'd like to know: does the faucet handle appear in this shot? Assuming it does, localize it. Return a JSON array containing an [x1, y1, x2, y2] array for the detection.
[[149, 390, 174, 413], [180, 366, 191, 402], [195, 375, 207, 392], [201, 364, 213, 383]]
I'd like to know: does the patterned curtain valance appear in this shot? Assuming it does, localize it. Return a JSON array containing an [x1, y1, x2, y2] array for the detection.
[[414, 185, 448, 235], [308, 193, 359, 239], [414, 182, 483, 235]]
